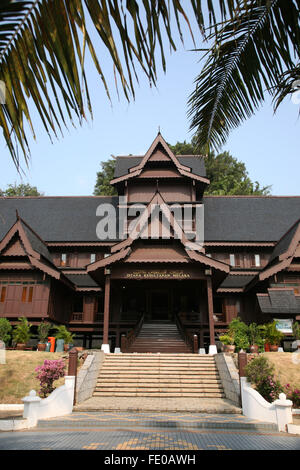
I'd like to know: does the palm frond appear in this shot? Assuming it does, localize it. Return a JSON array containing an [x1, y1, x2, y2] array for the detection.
[[188, 0, 300, 151], [0, 0, 204, 169]]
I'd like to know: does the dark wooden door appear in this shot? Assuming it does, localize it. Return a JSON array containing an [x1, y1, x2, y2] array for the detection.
[[150, 290, 169, 320]]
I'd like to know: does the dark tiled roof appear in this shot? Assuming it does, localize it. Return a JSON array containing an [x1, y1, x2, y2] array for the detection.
[[0, 196, 299, 244], [219, 274, 256, 289], [203, 197, 300, 242], [114, 155, 206, 178], [64, 273, 99, 288], [20, 219, 53, 263], [268, 219, 300, 264], [257, 289, 300, 314], [0, 197, 119, 243]]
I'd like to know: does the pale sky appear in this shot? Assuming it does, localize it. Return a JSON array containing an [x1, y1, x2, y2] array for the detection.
[[0, 10, 299, 197]]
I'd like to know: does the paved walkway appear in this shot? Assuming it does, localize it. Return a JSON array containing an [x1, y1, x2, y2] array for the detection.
[[74, 397, 241, 413], [1, 411, 300, 450]]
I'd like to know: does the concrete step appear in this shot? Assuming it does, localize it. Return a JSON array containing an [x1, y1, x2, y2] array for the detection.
[[96, 378, 222, 383], [93, 392, 226, 398], [95, 384, 224, 391]]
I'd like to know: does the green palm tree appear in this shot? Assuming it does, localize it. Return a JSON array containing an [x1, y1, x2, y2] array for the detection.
[[0, 1, 299, 166], [188, 0, 300, 151], [0, 0, 203, 168]]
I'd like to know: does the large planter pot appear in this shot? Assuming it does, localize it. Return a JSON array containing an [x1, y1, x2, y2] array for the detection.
[[269, 344, 279, 352], [250, 344, 259, 353], [224, 344, 235, 353], [264, 343, 270, 352], [16, 343, 26, 350], [37, 343, 46, 352]]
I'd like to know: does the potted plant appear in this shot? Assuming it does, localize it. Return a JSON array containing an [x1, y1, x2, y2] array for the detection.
[[219, 334, 235, 353], [54, 325, 75, 351], [292, 321, 300, 350], [248, 323, 262, 353], [37, 321, 52, 351], [263, 321, 284, 352], [12, 317, 32, 350]]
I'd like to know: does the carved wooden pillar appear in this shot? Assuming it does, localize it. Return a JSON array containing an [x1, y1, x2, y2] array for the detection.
[[102, 273, 111, 350], [207, 277, 215, 347]]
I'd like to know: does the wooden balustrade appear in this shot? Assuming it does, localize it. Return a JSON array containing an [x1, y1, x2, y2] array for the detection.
[[175, 313, 198, 353], [120, 313, 144, 353]]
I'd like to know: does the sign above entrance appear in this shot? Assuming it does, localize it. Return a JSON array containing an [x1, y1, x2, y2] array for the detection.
[[125, 269, 190, 280], [110, 264, 206, 280]]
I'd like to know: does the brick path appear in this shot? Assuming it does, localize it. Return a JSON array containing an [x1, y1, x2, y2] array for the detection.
[[1, 411, 300, 451], [74, 396, 241, 413]]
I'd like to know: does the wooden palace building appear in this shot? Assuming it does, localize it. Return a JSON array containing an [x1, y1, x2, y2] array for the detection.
[[0, 133, 300, 353]]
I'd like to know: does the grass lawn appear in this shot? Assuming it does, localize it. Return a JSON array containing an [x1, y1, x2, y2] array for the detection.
[[263, 352, 300, 390], [0, 351, 69, 404]]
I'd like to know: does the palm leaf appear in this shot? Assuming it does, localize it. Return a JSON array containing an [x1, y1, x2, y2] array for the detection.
[[0, 0, 206, 169], [188, 0, 300, 151]]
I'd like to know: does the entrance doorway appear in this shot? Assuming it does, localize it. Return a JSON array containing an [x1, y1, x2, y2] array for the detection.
[[148, 290, 170, 321]]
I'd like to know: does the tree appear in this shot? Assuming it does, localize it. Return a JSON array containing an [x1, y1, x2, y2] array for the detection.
[[93, 158, 117, 196], [94, 141, 271, 196], [0, 183, 43, 197], [188, 0, 300, 151], [169, 141, 271, 195], [0, 0, 202, 168], [1, 2, 298, 165]]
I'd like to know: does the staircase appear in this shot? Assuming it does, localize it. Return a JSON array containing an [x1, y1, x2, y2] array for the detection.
[[93, 353, 225, 398], [126, 322, 192, 353]]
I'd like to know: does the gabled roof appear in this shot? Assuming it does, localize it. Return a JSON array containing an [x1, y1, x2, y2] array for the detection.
[[114, 156, 207, 179], [87, 191, 229, 274], [0, 216, 61, 281], [259, 219, 300, 281], [110, 133, 210, 186], [257, 288, 300, 314], [110, 190, 204, 254]]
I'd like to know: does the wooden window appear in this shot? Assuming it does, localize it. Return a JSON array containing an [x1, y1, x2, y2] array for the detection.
[[74, 294, 84, 313], [21, 287, 27, 302], [60, 253, 69, 267], [28, 287, 33, 303], [0, 287, 6, 303], [90, 253, 96, 264], [254, 254, 261, 267], [21, 286, 34, 302], [229, 254, 235, 266], [251, 254, 261, 267], [230, 254, 241, 267]]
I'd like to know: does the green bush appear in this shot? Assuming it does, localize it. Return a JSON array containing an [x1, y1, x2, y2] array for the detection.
[[37, 321, 52, 343], [260, 321, 284, 346], [219, 334, 234, 345], [248, 323, 264, 352], [12, 317, 32, 344], [0, 318, 12, 346], [245, 355, 283, 403], [292, 321, 300, 340], [54, 325, 75, 344], [228, 317, 249, 351]]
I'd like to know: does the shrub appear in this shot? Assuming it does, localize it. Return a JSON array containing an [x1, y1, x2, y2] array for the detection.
[[54, 325, 75, 344], [245, 355, 274, 384], [37, 321, 52, 343], [0, 318, 12, 346], [245, 355, 283, 403], [260, 321, 284, 346], [256, 376, 283, 403], [35, 359, 66, 398], [226, 317, 249, 351], [219, 334, 234, 345], [284, 384, 300, 408], [12, 317, 32, 344], [292, 322, 300, 341]]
